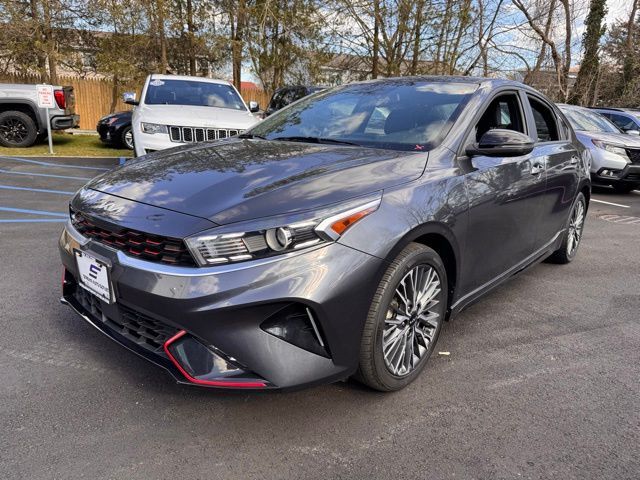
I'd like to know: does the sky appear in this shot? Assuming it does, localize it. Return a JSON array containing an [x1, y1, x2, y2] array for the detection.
[[240, 0, 636, 82]]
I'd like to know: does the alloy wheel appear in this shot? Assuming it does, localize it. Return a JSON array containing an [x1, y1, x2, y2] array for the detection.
[[382, 264, 442, 377], [123, 129, 134, 149], [0, 118, 28, 143], [567, 199, 585, 256]]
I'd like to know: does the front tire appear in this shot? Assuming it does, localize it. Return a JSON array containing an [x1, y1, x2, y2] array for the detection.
[[356, 243, 447, 391], [120, 126, 134, 150], [549, 192, 586, 264]]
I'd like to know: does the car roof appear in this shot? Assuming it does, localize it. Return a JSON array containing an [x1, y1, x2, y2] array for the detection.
[[557, 103, 584, 110], [590, 107, 640, 114], [148, 74, 232, 86], [349, 75, 544, 95]]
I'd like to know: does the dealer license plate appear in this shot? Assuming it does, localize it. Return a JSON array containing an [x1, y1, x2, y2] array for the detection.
[[74, 250, 113, 304]]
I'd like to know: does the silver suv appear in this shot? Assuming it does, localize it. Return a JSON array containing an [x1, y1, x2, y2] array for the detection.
[[591, 107, 640, 135], [559, 104, 640, 193]]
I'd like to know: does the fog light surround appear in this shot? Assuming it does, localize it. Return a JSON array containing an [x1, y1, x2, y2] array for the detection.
[[163, 330, 268, 388], [261, 304, 329, 358]]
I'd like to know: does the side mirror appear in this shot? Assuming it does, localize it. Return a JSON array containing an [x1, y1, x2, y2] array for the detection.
[[248, 101, 260, 113], [625, 129, 640, 136], [466, 129, 534, 158], [123, 92, 139, 106]]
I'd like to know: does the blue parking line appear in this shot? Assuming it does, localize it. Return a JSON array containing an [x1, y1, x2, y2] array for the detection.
[[0, 206, 67, 217], [0, 218, 66, 223], [1, 156, 110, 171], [0, 185, 74, 195], [0, 169, 91, 181]]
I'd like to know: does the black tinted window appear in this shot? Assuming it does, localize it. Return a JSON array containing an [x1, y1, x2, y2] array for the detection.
[[249, 81, 478, 151], [528, 96, 559, 142], [145, 79, 246, 110], [607, 113, 637, 131], [475, 93, 524, 142]]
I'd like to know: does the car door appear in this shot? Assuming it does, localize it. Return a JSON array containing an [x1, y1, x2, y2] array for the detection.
[[523, 94, 580, 250], [461, 90, 547, 291]]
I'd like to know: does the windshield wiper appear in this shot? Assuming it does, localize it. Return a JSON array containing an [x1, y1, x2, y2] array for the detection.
[[238, 133, 267, 140], [272, 136, 361, 147]]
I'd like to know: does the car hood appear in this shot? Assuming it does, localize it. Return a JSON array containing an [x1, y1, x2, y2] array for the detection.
[[575, 130, 640, 148], [87, 139, 426, 225], [98, 111, 131, 123], [133, 104, 259, 129]]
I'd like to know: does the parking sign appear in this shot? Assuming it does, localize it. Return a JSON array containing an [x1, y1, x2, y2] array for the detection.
[[36, 84, 55, 108]]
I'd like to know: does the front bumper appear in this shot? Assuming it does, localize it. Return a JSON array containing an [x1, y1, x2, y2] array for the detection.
[[96, 122, 113, 144], [59, 221, 383, 390], [593, 164, 640, 186], [133, 131, 177, 157]]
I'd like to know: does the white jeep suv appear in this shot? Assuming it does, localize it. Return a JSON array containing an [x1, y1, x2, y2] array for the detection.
[[127, 74, 260, 157]]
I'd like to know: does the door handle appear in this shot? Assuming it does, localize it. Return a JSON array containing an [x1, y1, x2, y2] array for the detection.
[[531, 163, 545, 175]]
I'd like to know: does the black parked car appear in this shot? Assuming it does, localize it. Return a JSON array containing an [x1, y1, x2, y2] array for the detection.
[[96, 111, 133, 150], [60, 77, 590, 392], [263, 85, 324, 117]]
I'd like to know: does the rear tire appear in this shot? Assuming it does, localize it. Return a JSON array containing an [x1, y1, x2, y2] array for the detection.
[[549, 192, 586, 264], [612, 184, 637, 194], [356, 243, 447, 392], [0, 110, 38, 147]]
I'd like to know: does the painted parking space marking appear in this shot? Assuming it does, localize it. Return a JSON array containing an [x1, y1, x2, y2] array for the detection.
[[598, 214, 640, 225], [0, 169, 91, 181], [0, 156, 104, 224], [0, 206, 67, 217], [0, 218, 66, 223], [0, 185, 74, 195], [591, 198, 630, 208], [0, 156, 110, 171]]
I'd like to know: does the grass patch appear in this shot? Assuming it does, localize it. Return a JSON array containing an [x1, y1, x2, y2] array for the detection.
[[0, 132, 133, 157]]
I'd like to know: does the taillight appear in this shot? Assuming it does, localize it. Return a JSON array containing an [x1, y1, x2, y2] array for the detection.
[[54, 89, 65, 109]]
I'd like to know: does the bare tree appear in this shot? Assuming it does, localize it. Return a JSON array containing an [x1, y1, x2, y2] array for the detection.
[[512, 0, 573, 101]]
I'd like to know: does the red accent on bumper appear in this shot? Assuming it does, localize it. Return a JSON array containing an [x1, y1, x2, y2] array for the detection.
[[163, 330, 267, 388]]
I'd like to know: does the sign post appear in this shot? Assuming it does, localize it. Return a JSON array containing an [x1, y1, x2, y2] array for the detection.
[[36, 84, 55, 155]]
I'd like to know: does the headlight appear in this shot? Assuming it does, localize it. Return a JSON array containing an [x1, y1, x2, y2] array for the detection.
[[141, 122, 168, 134], [106, 116, 118, 125], [591, 139, 629, 159], [185, 197, 381, 266]]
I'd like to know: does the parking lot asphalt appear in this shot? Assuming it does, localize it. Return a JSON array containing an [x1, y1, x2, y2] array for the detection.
[[1, 155, 639, 480]]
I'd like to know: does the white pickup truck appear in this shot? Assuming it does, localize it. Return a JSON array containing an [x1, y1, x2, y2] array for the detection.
[[126, 74, 260, 157], [0, 83, 79, 147]]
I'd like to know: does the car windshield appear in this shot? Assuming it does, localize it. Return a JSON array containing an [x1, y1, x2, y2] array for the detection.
[[249, 80, 478, 151], [562, 107, 621, 133], [144, 79, 246, 111]]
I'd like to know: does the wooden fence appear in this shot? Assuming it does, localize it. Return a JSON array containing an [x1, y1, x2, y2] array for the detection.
[[0, 74, 270, 130]]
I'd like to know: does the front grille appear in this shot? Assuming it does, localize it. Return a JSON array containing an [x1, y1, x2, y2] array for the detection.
[[169, 126, 242, 143], [626, 148, 640, 165], [71, 211, 197, 267], [73, 286, 178, 353]]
